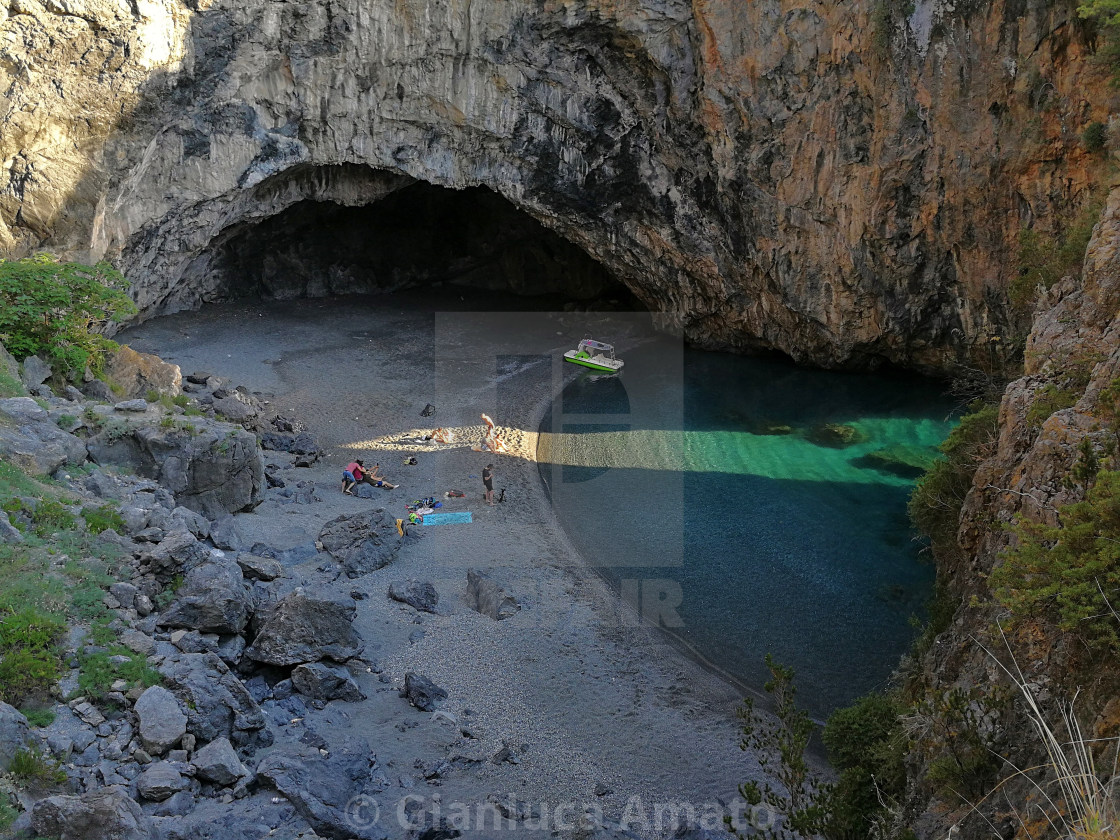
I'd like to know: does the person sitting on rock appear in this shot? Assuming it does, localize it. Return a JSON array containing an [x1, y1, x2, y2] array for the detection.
[[342, 459, 366, 495]]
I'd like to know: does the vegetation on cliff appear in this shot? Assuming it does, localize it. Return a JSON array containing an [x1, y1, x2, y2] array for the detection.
[[0, 254, 136, 379], [992, 378, 1120, 653]]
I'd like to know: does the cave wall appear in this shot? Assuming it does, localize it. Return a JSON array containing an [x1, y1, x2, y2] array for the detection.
[[0, 0, 1114, 369]]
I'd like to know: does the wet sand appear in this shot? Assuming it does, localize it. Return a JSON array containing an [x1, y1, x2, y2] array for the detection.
[[119, 291, 775, 836]]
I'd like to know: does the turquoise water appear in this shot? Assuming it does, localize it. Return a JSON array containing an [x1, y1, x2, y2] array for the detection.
[[537, 344, 957, 717]]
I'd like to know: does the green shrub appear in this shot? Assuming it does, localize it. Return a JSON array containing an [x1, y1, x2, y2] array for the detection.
[[173, 394, 190, 408], [908, 402, 1000, 549], [733, 655, 829, 838], [20, 706, 55, 728], [154, 574, 184, 610], [0, 254, 137, 379], [0, 608, 64, 706], [1026, 383, 1080, 427], [1082, 121, 1109, 152], [991, 470, 1120, 651], [9, 746, 66, 786], [70, 580, 109, 622], [81, 503, 124, 535], [29, 499, 74, 537], [822, 693, 908, 839], [1012, 200, 1104, 312], [75, 647, 160, 703]]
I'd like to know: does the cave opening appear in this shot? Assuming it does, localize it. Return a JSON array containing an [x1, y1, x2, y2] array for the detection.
[[200, 181, 642, 311]]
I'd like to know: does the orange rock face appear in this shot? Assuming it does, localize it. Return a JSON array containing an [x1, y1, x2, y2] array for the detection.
[[0, 0, 1113, 369]]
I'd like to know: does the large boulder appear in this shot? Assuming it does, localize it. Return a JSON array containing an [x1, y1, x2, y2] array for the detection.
[[158, 560, 252, 635], [138, 530, 212, 582], [104, 345, 182, 398], [291, 662, 366, 703], [20, 354, 52, 389], [244, 589, 362, 666], [136, 760, 188, 801], [135, 686, 187, 755], [465, 569, 521, 621], [0, 342, 20, 386], [388, 579, 439, 613], [192, 736, 246, 785], [0, 510, 22, 544], [31, 786, 152, 840], [317, 511, 401, 578], [0, 702, 31, 770], [0, 397, 87, 474], [400, 672, 447, 711], [158, 651, 266, 745], [88, 419, 264, 519], [236, 552, 283, 581], [256, 739, 385, 840]]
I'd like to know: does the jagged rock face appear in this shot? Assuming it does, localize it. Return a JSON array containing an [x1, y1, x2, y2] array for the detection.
[[0, 0, 1110, 368], [905, 186, 1120, 836]]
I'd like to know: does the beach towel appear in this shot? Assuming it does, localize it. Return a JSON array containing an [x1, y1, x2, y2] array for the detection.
[[418, 512, 473, 526]]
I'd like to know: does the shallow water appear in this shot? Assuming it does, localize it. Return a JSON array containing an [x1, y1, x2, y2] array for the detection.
[[537, 341, 957, 717]]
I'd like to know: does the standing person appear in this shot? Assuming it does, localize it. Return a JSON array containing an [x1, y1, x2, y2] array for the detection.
[[483, 463, 495, 506], [342, 459, 366, 495]]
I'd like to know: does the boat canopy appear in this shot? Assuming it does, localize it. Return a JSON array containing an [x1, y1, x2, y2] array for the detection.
[[578, 339, 615, 354]]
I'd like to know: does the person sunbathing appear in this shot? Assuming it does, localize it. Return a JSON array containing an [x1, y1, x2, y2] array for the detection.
[[358, 463, 397, 490]]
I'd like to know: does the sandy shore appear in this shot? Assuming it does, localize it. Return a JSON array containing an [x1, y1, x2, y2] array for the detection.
[[119, 292, 773, 836]]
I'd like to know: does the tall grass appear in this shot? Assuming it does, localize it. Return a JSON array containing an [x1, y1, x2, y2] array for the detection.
[[970, 629, 1120, 840]]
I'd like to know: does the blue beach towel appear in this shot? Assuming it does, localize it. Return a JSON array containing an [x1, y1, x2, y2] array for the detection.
[[418, 511, 473, 526]]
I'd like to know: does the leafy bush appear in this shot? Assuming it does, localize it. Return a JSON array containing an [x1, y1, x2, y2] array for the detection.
[[822, 693, 908, 839], [0, 254, 136, 379], [1082, 121, 1109, 152], [29, 499, 75, 537], [1026, 383, 1081, 427], [991, 470, 1120, 651], [81, 503, 124, 535], [908, 402, 1000, 549], [732, 655, 829, 838], [1012, 200, 1104, 312], [0, 608, 64, 706]]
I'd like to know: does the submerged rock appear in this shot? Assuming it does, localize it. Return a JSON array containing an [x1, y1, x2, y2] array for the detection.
[[807, 423, 868, 448]]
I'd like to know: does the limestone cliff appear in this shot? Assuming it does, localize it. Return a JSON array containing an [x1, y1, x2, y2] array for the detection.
[[0, 0, 1113, 369], [900, 185, 1120, 837]]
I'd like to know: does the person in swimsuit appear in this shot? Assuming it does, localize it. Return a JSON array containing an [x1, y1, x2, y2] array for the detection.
[[483, 463, 494, 505], [362, 463, 397, 491]]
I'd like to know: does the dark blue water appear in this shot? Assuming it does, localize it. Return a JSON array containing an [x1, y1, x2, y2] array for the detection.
[[537, 343, 956, 717]]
